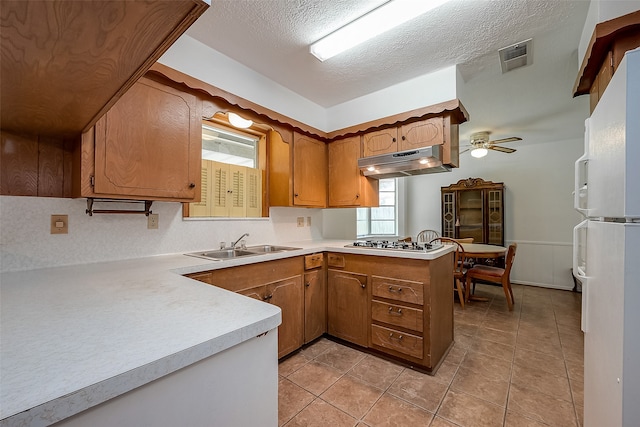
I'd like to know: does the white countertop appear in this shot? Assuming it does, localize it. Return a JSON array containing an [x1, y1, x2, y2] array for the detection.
[[0, 239, 451, 426]]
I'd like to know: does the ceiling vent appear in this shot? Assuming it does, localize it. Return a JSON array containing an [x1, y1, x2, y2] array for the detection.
[[498, 38, 532, 73]]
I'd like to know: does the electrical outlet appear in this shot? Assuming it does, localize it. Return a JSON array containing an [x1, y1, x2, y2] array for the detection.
[[297, 217, 304, 227], [50, 215, 68, 234], [306, 216, 311, 227], [147, 213, 159, 229]]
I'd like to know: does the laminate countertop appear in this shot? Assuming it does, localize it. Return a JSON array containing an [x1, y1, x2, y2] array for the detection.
[[0, 240, 452, 426]]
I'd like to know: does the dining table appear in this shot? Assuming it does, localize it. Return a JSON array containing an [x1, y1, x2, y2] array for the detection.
[[457, 243, 508, 302]]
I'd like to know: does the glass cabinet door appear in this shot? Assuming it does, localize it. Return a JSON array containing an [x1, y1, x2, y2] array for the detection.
[[487, 189, 503, 245], [442, 191, 455, 238], [458, 189, 483, 242]]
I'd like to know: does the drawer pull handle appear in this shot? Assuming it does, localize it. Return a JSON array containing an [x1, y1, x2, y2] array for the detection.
[[389, 333, 403, 341], [388, 286, 403, 293], [263, 294, 273, 301], [388, 307, 403, 315]]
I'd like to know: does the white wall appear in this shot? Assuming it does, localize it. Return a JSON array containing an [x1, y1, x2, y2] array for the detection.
[[0, 196, 322, 273]]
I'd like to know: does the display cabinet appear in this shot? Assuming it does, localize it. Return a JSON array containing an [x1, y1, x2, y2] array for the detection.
[[441, 178, 504, 246]]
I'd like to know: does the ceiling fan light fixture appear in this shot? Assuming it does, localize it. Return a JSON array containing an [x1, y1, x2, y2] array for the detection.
[[471, 147, 488, 158], [228, 112, 253, 129], [309, 0, 452, 62]]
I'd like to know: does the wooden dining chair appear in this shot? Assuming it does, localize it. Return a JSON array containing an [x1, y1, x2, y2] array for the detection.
[[430, 237, 467, 309], [417, 229, 440, 243], [465, 243, 517, 311]]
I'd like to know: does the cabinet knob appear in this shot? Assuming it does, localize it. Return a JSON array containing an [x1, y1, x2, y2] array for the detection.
[[392, 137, 396, 142], [294, 193, 299, 197], [305, 281, 310, 287], [189, 182, 196, 188], [401, 136, 406, 140], [361, 283, 366, 289], [355, 194, 359, 199]]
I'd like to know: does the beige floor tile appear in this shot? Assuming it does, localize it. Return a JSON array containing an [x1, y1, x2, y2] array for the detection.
[[513, 348, 566, 378], [515, 334, 563, 358], [451, 366, 509, 406], [278, 377, 315, 426], [429, 416, 460, 426], [315, 343, 367, 373], [476, 326, 517, 346], [511, 364, 572, 402], [565, 359, 584, 382], [453, 333, 476, 349], [437, 390, 506, 427], [508, 383, 577, 427], [570, 378, 583, 407], [288, 360, 343, 395], [504, 411, 549, 426], [363, 393, 434, 426], [455, 322, 479, 337], [462, 350, 512, 382], [388, 369, 448, 412], [444, 343, 467, 364], [469, 337, 515, 362], [299, 337, 337, 359], [433, 360, 459, 385], [321, 375, 384, 419], [347, 354, 404, 390], [279, 352, 311, 377], [284, 399, 357, 427]]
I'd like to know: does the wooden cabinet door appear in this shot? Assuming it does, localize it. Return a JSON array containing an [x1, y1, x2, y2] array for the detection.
[[328, 136, 361, 207], [293, 132, 327, 207], [399, 117, 444, 151], [93, 76, 201, 200], [304, 268, 326, 344], [362, 128, 398, 157], [327, 270, 368, 347], [268, 275, 304, 358]]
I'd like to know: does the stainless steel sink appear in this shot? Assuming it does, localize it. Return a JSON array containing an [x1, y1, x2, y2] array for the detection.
[[244, 245, 301, 253], [186, 245, 301, 261]]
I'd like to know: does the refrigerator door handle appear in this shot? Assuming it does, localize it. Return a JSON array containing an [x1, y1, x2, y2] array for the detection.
[[573, 219, 589, 332]]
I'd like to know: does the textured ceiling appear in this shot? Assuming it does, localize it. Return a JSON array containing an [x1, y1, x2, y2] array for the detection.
[[187, 0, 590, 107]]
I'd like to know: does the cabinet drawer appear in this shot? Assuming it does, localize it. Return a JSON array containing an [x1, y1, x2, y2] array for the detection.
[[327, 253, 345, 268], [371, 324, 423, 359], [371, 300, 423, 332], [305, 253, 324, 270], [372, 276, 424, 305]]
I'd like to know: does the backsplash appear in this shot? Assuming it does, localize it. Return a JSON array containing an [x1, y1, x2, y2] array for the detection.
[[0, 196, 323, 273]]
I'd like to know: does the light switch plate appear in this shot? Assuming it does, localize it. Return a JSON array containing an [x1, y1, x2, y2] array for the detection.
[[147, 213, 159, 229], [51, 215, 68, 234], [297, 217, 304, 227], [306, 216, 311, 227]]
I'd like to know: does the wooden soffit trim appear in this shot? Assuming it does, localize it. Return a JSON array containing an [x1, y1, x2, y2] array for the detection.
[[573, 10, 640, 97]]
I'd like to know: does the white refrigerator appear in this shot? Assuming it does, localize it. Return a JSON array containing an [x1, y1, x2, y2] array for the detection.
[[573, 47, 640, 427]]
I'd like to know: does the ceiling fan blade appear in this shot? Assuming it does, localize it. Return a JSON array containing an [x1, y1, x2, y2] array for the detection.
[[490, 137, 522, 145], [460, 148, 470, 154], [489, 145, 516, 153]]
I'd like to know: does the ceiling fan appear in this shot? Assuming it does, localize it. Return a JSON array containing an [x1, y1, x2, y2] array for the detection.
[[461, 131, 522, 158]]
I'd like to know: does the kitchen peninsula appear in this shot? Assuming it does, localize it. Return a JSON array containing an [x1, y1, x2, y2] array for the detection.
[[0, 241, 453, 427]]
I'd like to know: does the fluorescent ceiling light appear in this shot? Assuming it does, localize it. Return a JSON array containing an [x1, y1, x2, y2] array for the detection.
[[228, 112, 253, 129], [471, 148, 488, 158], [310, 0, 452, 62]]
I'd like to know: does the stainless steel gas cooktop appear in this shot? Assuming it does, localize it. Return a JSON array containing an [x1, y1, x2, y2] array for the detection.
[[344, 240, 443, 252]]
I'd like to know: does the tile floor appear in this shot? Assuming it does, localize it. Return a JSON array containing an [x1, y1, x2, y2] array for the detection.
[[278, 283, 584, 427]]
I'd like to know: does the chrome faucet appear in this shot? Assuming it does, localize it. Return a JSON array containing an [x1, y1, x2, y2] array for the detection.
[[231, 233, 249, 249]]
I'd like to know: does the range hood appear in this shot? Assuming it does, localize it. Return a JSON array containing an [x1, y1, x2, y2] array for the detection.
[[358, 145, 451, 179]]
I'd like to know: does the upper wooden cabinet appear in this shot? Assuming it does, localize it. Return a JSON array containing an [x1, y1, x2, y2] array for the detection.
[[573, 10, 640, 113], [293, 132, 327, 207], [362, 115, 460, 168], [268, 130, 327, 208], [328, 136, 379, 207], [0, 0, 208, 138], [73, 75, 202, 202]]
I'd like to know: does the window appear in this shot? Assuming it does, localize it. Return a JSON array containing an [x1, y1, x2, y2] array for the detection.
[[202, 124, 259, 167], [357, 178, 397, 237]]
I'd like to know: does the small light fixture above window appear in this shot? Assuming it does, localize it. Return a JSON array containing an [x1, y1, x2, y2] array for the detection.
[[309, 0, 452, 62], [470, 147, 488, 158], [228, 112, 253, 129]]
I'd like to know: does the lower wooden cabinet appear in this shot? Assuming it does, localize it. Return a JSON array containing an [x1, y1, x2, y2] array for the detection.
[[185, 250, 454, 371], [186, 257, 304, 359], [327, 269, 369, 347], [304, 253, 327, 344]]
